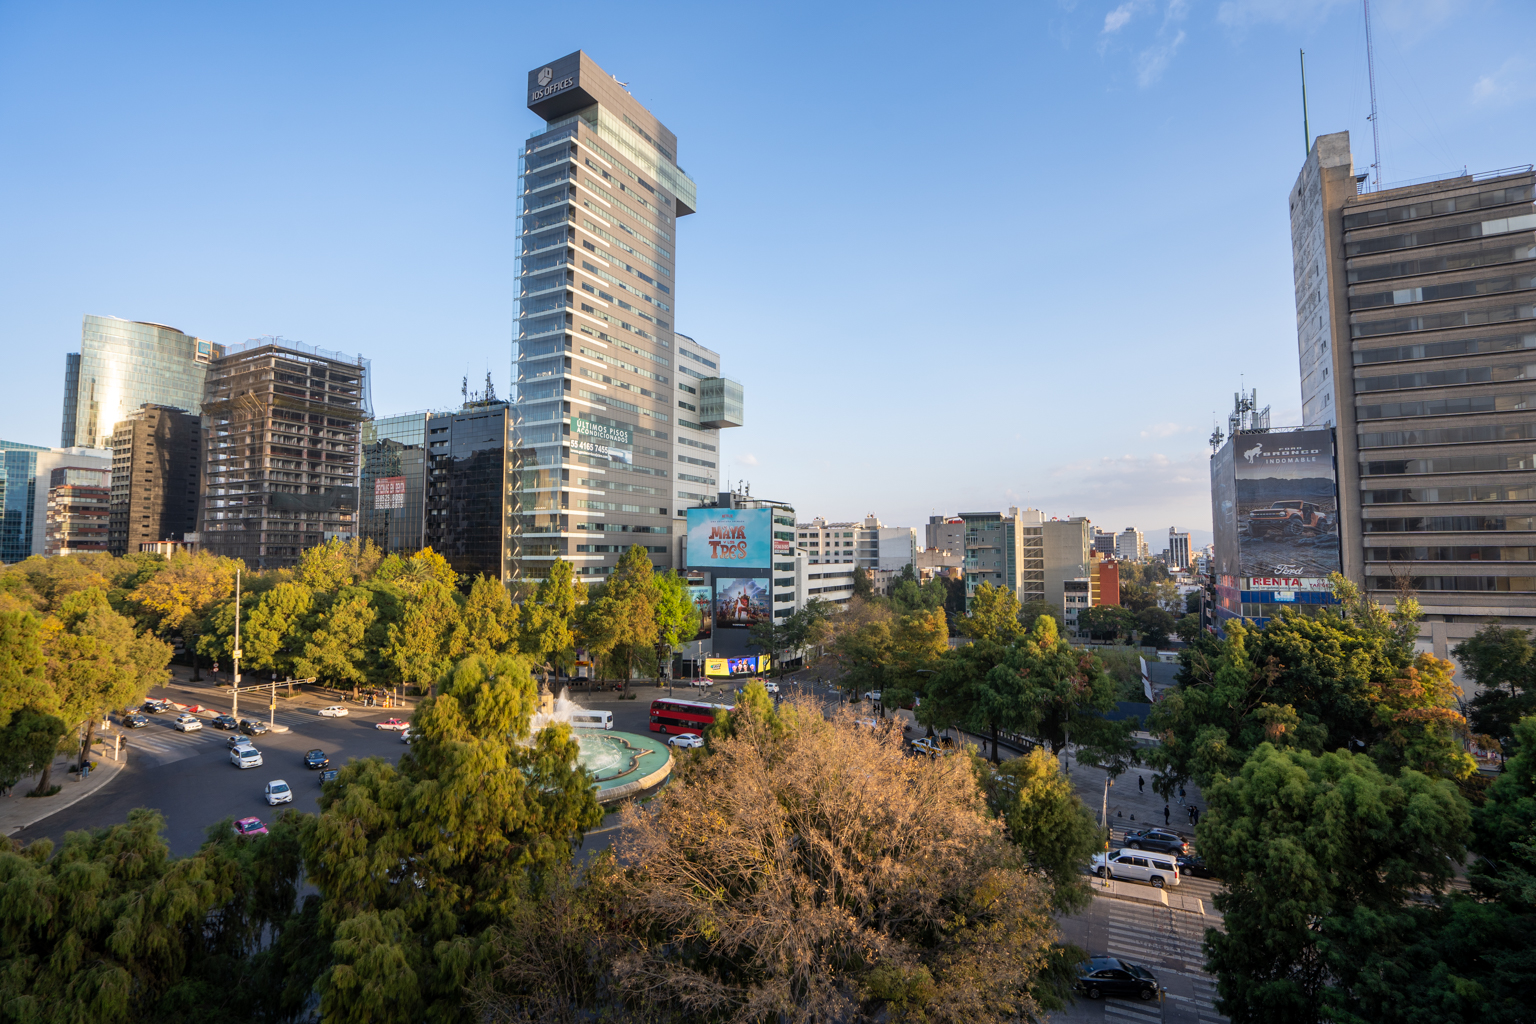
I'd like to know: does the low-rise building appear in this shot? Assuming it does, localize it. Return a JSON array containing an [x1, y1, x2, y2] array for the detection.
[[45, 466, 111, 555]]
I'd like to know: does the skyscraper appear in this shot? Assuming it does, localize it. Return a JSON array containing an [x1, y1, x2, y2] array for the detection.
[[360, 412, 429, 558], [108, 405, 201, 556], [512, 51, 733, 585], [0, 441, 48, 563], [1292, 131, 1536, 652], [62, 316, 220, 450]]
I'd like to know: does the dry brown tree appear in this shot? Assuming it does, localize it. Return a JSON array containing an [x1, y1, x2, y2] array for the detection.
[[609, 693, 1069, 1024]]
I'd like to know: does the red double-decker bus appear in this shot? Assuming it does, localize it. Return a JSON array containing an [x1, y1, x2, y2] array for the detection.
[[649, 697, 733, 735]]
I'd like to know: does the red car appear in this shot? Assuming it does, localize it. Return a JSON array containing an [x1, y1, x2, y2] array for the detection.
[[233, 817, 268, 837], [376, 717, 409, 731]]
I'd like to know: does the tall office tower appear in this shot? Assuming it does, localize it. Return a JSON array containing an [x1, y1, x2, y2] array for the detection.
[[0, 441, 49, 563], [62, 316, 220, 450], [513, 51, 739, 585], [1292, 131, 1536, 652], [1043, 516, 1094, 612], [199, 340, 368, 570], [107, 405, 202, 557], [360, 412, 429, 557], [960, 507, 1047, 608], [1165, 528, 1192, 570], [423, 401, 516, 581], [1115, 527, 1147, 561], [46, 466, 111, 555]]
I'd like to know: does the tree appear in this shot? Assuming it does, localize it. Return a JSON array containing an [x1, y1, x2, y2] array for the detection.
[[1018, 599, 1063, 633], [129, 550, 240, 679], [301, 652, 602, 1023], [610, 696, 1071, 1023], [851, 564, 873, 599], [958, 581, 1023, 644], [295, 537, 383, 593], [384, 581, 462, 692], [294, 588, 377, 689], [239, 581, 315, 678], [890, 576, 946, 615], [1198, 743, 1470, 1024], [650, 569, 699, 679], [781, 597, 835, 656], [454, 575, 518, 660], [516, 558, 582, 685], [1078, 604, 1134, 644], [377, 547, 460, 593], [988, 746, 1101, 912], [0, 707, 66, 793], [1135, 606, 1177, 648], [578, 546, 658, 692], [1454, 622, 1536, 748]]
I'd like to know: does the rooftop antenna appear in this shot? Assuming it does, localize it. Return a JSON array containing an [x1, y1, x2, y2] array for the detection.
[[461, 375, 468, 405], [1300, 49, 1311, 155], [1363, 0, 1383, 189]]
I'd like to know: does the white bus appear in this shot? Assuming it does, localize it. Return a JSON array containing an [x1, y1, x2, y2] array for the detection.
[[567, 710, 613, 730]]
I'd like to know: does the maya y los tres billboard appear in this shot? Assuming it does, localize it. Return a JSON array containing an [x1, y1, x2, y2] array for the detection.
[[714, 578, 769, 629], [686, 507, 771, 569], [1222, 429, 1342, 581]]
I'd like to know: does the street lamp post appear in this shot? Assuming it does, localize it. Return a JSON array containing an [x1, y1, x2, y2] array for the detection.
[[231, 568, 243, 720]]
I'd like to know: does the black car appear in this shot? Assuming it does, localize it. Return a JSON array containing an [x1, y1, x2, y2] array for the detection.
[[304, 749, 330, 770], [142, 700, 170, 714], [319, 768, 340, 786], [1074, 957, 1161, 1001], [123, 714, 149, 729], [240, 719, 270, 736], [211, 715, 239, 730], [1177, 854, 1217, 879], [1121, 828, 1189, 855]]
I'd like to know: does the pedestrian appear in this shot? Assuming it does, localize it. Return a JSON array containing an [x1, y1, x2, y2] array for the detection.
[[1164, 804, 1170, 825], [1188, 805, 1195, 824], [1192, 806, 1200, 826], [1138, 775, 1144, 793], [1179, 784, 1186, 800]]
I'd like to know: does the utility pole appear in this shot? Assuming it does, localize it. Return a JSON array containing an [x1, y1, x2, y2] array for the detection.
[[231, 567, 243, 720], [1102, 773, 1113, 887]]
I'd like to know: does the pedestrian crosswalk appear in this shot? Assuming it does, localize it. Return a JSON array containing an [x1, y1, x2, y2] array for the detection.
[[1102, 902, 1225, 1022], [122, 725, 224, 765]]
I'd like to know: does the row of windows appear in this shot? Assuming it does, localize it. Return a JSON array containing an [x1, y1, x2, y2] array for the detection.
[[580, 260, 670, 312], [1355, 331, 1536, 365], [578, 346, 666, 383], [1345, 212, 1536, 258], [1367, 575, 1536, 592], [579, 280, 669, 330], [1363, 484, 1536, 504], [1351, 272, 1536, 311], [582, 221, 671, 275], [581, 175, 671, 240], [577, 366, 663, 402], [576, 389, 668, 422], [1366, 546, 1536, 561], [576, 499, 665, 514], [680, 347, 717, 370], [580, 198, 671, 261], [575, 544, 668, 553], [1362, 453, 1536, 476], [1348, 242, 1536, 286], [579, 302, 660, 345], [678, 473, 713, 485], [1352, 302, 1535, 339], [1363, 515, 1536, 532], [1358, 392, 1535, 420], [677, 436, 715, 453], [574, 521, 668, 534], [1359, 422, 1536, 448], [677, 490, 712, 502], [580, 242, 670, 295], [573, 454, 667, 479], [579, 140, 669, 217], [1356, 362, 1536, 393], [1343, 184, 1533, 230]]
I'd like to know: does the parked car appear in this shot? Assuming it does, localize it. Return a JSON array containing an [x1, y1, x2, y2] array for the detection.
[[174, 714, 203, 733], [910, 737, 948, 758], [318, 768, 340, 786], [1121, 828, 1189, 855], [1177, 854, 1217, 879], [854, 718, 879, 730], [400, 728, 412, 744], [376, 718, 409, 731], [122, 714, 149, 729], [230, 748, 264, 769], [667, 733, 704, 749], [1091, 849, 1181, 888], [233, 816, 268, 837], [240, 719, 270, 736], [265, 780, 293, 806], [317, 705, 349, 718], [303, 749, 329, 770], [1073, 956, 1162, 1001], [211, 714, 240, 730], [862, 691, 882, 703]]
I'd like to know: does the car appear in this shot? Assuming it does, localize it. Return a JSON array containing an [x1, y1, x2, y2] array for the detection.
[[1091, 848, 1181, 888], [667, 733, 704, 748], [763, 681, 780, 694], [240, 719, 270, 736], [910, 737, 944, 758], [142, 699, 171, 714], [227, 734, 256, 750], [303, 749, 329, 769], [400, 728, 412, 744], [1177, 854, 1217, 879], [854, 718, 879, 730], [317, 705, 349, 718], [862, 691, 882, 703], [1073, 956, 1162, 1001], [687, 678, 712, 688], [265, 780, 293, 806], [1121, 828, 1189, 855], [233, 816, 268, 837], [211, 714, 240, 730], [319, 768, 340, 786], [122, 714, 149, 729], [230, 748, 264, 769], [1248, 499, 1334, 538], [174, 714, 203, 733], [376, 718, 409, 731]]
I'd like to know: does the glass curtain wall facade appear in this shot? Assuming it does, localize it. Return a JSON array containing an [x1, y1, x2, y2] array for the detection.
[[424, 403, 515, 582], [360, 412, 429, 557], [512, 51, 697, 583], [0, 442, 47, 564], [65, 316, 220, 451]]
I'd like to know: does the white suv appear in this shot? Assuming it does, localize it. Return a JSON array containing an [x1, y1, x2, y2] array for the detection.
[[1092, 849, 1181, 888]]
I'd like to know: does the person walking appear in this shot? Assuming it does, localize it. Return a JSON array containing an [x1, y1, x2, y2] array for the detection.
[[1188, 805, 1196, 824], [1164, 804, 1171, 826], [1138, 775, 1145, 793], [1192, 806, 1200, 826]]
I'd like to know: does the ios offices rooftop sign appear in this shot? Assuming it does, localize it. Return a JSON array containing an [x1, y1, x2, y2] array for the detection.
[[530, 65, 576, 103]]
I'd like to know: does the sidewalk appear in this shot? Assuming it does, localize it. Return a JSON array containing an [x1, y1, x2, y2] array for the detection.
[[1, 736, 127, 838]]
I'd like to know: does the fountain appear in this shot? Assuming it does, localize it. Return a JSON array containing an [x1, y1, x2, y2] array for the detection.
[[530, 680, 673, 803]]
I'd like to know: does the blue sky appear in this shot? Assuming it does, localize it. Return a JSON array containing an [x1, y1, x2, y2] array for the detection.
[[5, 0, 1535, 546]]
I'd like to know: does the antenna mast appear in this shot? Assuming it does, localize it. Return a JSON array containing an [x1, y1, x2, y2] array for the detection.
[[1300, 49, 1311, 155], [1363, 0, 1382, 188]]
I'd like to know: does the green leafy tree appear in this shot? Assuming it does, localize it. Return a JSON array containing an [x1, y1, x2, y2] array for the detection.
[[0, 707, 66, 793], [240, 580, 315, 678], [294, 588, 377, 688], [851, 564, 873, 599], [454, 575, 518, 660], [958, 581, 1023, 643], [890, 576, 946, 615], [1454, 622, 1536, 748], [578, 546, 658, 691], [1135, 606, 1177, 648], [516, 558, 582, 685], [129, 550, 241, 679], [987, 746, 1102, 912], [302, 652, 602, 1023], [1018, 598, 1063, 633], [384, 581, 462, 692], [781, 597, 835, 656], [651, 568, 700, 679], [1198, 743, 1470, 1024], [1078, 604, 1134, 644]]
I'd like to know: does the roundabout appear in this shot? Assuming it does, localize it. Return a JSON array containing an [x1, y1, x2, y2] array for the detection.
[[576, 730, 673, 802]]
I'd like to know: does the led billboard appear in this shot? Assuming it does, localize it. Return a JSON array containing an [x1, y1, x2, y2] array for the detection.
[[686, 507, 771, 569], [714, 577, 769, 629], [688, 584, 713, 641], [1217, 429, 1342, 580]]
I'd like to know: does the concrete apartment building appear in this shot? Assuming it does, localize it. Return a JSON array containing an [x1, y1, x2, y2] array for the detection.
[[796, 515, 916, 571], [960, 508, 1046, 607], [511, 52, 742, 584], [198, 339, 368, 570], [1115, 527, 1148, 561], [1293, 130, 1536, 652], [1044, 516, 1094, 612], [46, 466, 111, 555], [108, 405, 201, 556]]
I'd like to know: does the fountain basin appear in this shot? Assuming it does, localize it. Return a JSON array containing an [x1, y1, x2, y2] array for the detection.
[[574, 730, 673, 803]]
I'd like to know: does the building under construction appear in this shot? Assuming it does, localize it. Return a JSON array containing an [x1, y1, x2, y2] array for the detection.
[[198, 338, 370, 569]]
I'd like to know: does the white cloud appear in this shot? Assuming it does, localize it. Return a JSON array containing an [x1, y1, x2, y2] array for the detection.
[[734, 453, 759, 466], [1103, 1, 1141, 32], [1031, 450, 1215, 531], [1473, 58, 1532, 107], [1135, 29, 1185, 87], [1140, 422, 1191, 438]]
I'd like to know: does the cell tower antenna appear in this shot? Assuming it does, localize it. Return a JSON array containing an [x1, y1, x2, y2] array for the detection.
[[1300, 49, 1311, 155], [1363, 0, 1383, 189]]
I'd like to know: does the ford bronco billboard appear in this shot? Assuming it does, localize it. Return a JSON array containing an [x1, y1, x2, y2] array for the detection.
[[1212, 428, 1341, 581]]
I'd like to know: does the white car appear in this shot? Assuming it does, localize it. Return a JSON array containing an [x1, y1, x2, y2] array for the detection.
[[667, 733, 704, 748], [317, 705, 349, 718], [687, 678, 712, 688], [375, 718, 409, 731], [1091, 849, 1181, 889], [174, 714, 203, 732], [230, 748, 263, 769], [400, 727, 412, 744], [763, 681, 780, 694], [265, 780, 293, 806], [863, 691, 882, 703]]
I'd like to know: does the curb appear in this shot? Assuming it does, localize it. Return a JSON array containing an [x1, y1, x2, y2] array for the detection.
[[1090, 883, 1206, 916], [3, 751, 127, 836]]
